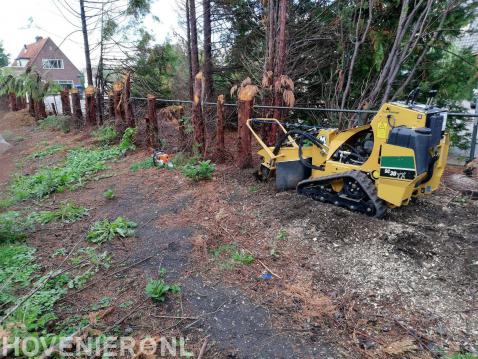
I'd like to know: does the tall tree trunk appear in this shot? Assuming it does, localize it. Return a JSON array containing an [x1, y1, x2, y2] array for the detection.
[[80, 0, 93, 86], [192, 72, 205, 153], [189, 0, 200, 79], [186, 0, 194, 100], [203, 0, 214, 101], [270, 0, 287, 144], [265, 0, 276, 73]]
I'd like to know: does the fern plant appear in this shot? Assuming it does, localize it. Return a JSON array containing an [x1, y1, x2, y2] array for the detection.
[[181, 160, 216, 181]]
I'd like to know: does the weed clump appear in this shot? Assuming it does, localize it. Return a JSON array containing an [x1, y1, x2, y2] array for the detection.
[[92, 125, 118, 145], [181, 160, 215, 181], [86, 217, 137, 244], [39, 115, 71, 133], [30, 202, 88, 224], [145, 273, 180, 302], [0, 211, 31, 243], [103, 188, 115, 200]]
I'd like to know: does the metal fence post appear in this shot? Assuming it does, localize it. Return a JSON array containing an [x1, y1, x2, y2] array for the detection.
[[470, 97, 478, 162]]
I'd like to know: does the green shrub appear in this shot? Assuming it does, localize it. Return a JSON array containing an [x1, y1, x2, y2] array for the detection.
[[181, 160, 216, 181], [145, 279, 180, 302], [30, 202, 88, 224], [118, 127, 136, 153], [39, 115, 71, 133], [86, 217, 137, 244], [103, 188, 115, 200], [92, 125, 118, 145]]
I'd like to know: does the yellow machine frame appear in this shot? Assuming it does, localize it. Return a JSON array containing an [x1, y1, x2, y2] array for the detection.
[[247, 102, 450, 210]]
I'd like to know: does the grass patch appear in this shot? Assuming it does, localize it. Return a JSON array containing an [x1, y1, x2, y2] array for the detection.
[[86, 217, 137, 244], [130, 157, 155, 172], [232, 250, 255, 265], [3, 128, 136, 206], [181, 160, 215, 181], [39, 115, 71, 133], [30, 202, 88, 224], [103, 188, 115, 200], [28, 144, 66, 160], [92, 125, 118, 145], [276, 228, 288, 241]]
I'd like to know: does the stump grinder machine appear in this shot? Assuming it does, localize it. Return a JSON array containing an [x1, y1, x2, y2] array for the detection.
[[248, 98, 450, 218]]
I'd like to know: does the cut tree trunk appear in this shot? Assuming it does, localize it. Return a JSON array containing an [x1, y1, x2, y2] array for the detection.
[[60, 89, 71, 116], [8, 93, 18, 112], [28, 94, 35, 117], [113, 81, 126, 133], [215, 94, 225, 162], [108, 92, 115, 120], [35, 99, 47, 120], [146, 95, 159, 148], [16, 95, 23, 111], [96, 87, 103, 125], [237, 85, 257, 168], [70, 89, 83, 128], [123, 73, 135, 128], [192, 72, 205, 153], [85, 85, 97, 127]]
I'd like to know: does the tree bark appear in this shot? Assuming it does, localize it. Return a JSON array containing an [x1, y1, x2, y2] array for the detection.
[[113, 82, 125, 133], [80, 0, 93, 86], [15, 95, 23, 111], [123, 73, 135, 128], [70, 89, 83, 128], [186, 0, 194, 100], [203, 0, 214, 101], [146, 95, 159, 148], [270, 0, 287, 144], [189, 0, 200, 79], [215, 94, 225, 162], [192, 72, 205, 153], [60, 89, 72, 116], [96, 87, 103, 125], [28, 94, 35, 117], [8, 93, 17, 112], [237, 87, 255, 169], [85, 85, 97, 127], [35, 98, 47, 120], [108, 92, 114, 120]]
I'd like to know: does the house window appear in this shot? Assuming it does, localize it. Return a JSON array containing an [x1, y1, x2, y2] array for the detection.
[[56, 80, 74, 89], [42, 59, 64, 69], [16, 59, 29, 67]]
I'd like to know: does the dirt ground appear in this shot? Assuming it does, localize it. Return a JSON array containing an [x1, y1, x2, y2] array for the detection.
[[0, 110, 477, 358]]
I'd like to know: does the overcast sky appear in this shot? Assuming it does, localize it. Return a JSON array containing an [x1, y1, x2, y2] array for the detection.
[[0, 0, 180, 70]]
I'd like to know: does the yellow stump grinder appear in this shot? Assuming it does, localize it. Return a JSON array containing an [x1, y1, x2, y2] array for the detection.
[[248, 98, 450, 218]]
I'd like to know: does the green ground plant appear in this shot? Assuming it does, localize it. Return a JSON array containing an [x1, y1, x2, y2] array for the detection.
[[3, 128, 136, 206], [103, 188, 115, 200], [38, 115, 71, 133], [145, 278, 180, 302], [232, 250, 255, 265], [28, 144, 66, 160], [30, 202, 88, 224], [92, 125, 118, 145], [130, 157, 155, 172], [86, 217, 137, 244], [0, 211, 31, 243], [181, 160, 215, 181]]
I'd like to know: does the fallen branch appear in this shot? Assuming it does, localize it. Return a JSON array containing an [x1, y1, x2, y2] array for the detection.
[[197, 335, 210, 359]]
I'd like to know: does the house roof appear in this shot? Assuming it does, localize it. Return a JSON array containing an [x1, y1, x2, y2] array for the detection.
[[12, 37, 48, 67]]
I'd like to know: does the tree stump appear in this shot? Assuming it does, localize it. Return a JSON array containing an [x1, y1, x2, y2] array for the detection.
[[113, 81, 126, 133], [8, 93, 18, 112], [192, 72, 205, 154], [85, 85, 97, 127], [146, 95, 158, 148], [215, 94, 225, 162], [237, 85, 257, 168], [108, 92, 115, 120], [60, 89, 71, 116], [70, 88, 83, 128], [28, 95, 35, 117], [123, 73, 135, 128]]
